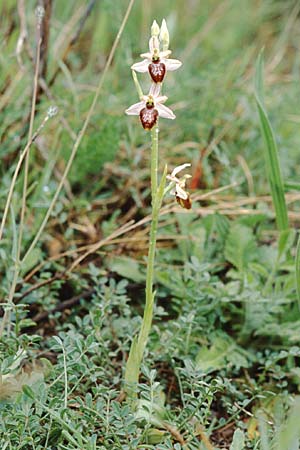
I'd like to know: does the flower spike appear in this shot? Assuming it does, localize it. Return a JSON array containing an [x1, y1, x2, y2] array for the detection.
[[131, 20, 182, 84]]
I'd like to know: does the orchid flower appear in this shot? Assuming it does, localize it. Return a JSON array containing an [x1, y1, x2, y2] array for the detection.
[[131, 20, 182, 84], [167, 163, 192, 209], [125, 83, 175, 130]]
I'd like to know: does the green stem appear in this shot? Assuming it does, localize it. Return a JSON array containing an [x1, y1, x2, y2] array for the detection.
[[138, 184, 159, 350], [151, 125, 158, 202], [139, 124, 159, 344], [124, 125, 166, 396]]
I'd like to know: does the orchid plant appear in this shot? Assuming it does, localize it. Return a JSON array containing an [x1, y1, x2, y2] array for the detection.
[[124, 20, 191, 398]]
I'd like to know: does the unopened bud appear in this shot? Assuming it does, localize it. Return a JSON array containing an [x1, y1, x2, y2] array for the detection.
[[35, 6, 45, 26], [47, 106, 58, 118], [160, 19, 169, 52], [151, 20, 160, 37]]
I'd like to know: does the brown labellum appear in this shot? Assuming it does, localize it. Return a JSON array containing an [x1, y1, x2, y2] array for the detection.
[[176, 194, 192, 210], [148, 60, 166, 83], [139, 106, 158, 130]]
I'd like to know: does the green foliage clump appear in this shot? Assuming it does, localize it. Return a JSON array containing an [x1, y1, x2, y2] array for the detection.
[[66, 115, 120, 185]]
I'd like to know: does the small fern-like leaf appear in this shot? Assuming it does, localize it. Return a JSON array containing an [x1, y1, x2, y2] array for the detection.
[[225, 223, 256, 271]]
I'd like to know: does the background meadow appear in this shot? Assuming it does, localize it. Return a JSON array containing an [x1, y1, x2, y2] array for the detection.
[[1, 0, 300, 448]]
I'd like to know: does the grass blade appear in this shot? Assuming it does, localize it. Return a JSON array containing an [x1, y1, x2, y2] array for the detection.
[[254, 50, 289, 232]]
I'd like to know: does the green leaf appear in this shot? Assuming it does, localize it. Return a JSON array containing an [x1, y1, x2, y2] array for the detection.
[[144, 428, 166, 444], [124, 336, 141, 396], [18, 318, 37, 329], [224, 223, 256, 271], [285, 181, 300, 191], [62, 430, 82, 449], [273, 399, 300, 450], [230, 429, 245, 450], [196, 333, 252, 374], [277, 228, 295, 261], [110, 256, 144, 283], [196, 337, 230, 373], [21, 248, 42, 276], [254, 50, 289, 232], [254, 49, 265, 104], [22, 385, 35, 400]]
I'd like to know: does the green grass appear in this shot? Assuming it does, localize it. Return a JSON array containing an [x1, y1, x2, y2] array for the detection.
[[1, 0, 300, 448]]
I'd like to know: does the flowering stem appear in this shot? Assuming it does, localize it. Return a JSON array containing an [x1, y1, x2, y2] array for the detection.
[[151, 125, 159, 202], [124, 127, 166, 397]]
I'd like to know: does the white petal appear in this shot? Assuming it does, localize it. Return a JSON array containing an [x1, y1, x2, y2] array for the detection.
[[125, 101, 145, 116], [156, 95, 168, 104], [156, 103, 175, 120], [170, 187, 176, 196], [131, 59, 149, 73], [171, 163, 191, 177], [167, 174, 178, 182], [149, 36, 160, 53], [140, 52, 152, 59], [176, 185, 188, 200], [149, 83, 161, 97], [160, 50, 172, 58], [165, 58, 182, 71]]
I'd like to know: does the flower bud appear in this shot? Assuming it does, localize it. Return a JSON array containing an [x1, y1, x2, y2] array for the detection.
[[160, 19, 169, 52], [151, 20, 160, 37]]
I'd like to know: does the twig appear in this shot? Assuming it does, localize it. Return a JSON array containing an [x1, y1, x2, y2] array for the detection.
[[32, 289, 94, 322], [163, 422, 186, 445], [18, 273, 64, 301]]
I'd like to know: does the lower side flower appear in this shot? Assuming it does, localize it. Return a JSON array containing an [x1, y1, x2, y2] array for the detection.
[[167, 163, 192, 209]]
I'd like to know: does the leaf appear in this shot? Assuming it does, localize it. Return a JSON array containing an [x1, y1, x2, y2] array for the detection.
[[135, 395, 166, 428], [257, 410, 271, 450], [196, 337, 230, 373], [230, 429, 245, 450], [144, 428, 166, 444], [277, 229, 295, 261], [196, 334, 252, 373], [273, 399, 300, 450], [254, 50, 289, 232], [21, 248, 42, 276], [110, 256, 144, 283], [124, 336, 141, 396], [224, 223, 256, 271], [22, 385, 35, 400]]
